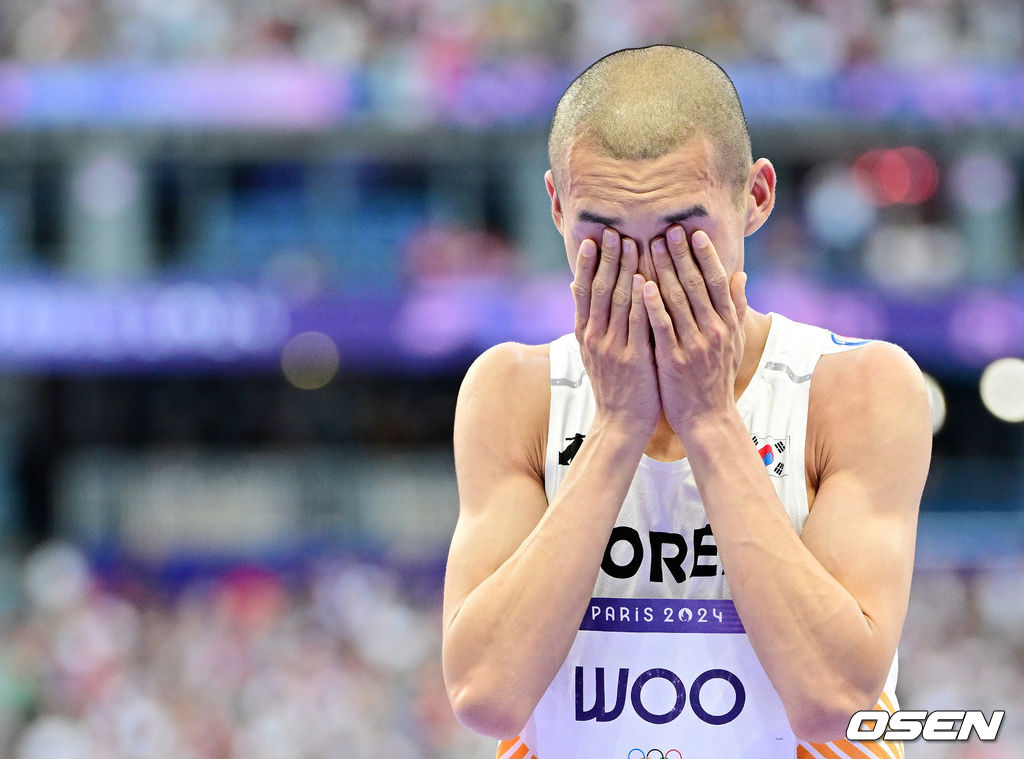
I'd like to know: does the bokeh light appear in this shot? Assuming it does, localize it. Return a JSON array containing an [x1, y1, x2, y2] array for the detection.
[[852, 147, 940, 206], [979, 358, 1024, 422], [862, 223, 964, 292], [804, 164, 877, 248], [949, 149, 1015, 214], [15, 717, 95, 759], [23, 542, 90, 613], [73, 153, 140, 218], [281, 331, 340, 390], [921, 372, 947, 435]]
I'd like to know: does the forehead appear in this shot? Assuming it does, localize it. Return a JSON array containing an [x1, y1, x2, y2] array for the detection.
[[563, 135, 727, 216]]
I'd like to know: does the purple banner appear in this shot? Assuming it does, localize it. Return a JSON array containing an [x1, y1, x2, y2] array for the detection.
[[0, 63, 1023, 127], [0, 63, 353, 128], [0, 280, 291, 370], [581, 598, 745, 634], [0, 275, 1019, 372]]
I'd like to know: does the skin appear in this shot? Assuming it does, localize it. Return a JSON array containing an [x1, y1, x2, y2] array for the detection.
[[441, 134, 932, 743]]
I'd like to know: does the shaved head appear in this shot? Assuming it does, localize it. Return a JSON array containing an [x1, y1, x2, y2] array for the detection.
[[549, 45, 752, 202]]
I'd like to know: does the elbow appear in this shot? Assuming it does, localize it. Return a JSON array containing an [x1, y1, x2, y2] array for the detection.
[[786, 691, 873, 743], [446, 679, 532, 740]]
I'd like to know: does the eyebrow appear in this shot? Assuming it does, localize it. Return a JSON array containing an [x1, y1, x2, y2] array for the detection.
[[575, 204, 709, 227], [660, 205, 709, 225], [576, 210, 620, 226]]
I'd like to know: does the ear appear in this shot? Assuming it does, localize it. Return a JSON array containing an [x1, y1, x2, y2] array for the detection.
[[545, 169, 565, 236], [743, 158, 776, 237]]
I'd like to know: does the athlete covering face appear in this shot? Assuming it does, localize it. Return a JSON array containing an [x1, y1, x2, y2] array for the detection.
[[442, 45, 931, 758]]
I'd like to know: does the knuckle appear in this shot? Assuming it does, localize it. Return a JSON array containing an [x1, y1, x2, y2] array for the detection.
[[707, 273, 728, 290], [683, 273, 705, 291], [611, 287, 631, 307], [669, 289, 690, 308], [591, 280, 611, 297], [570, 282, 588, 299]]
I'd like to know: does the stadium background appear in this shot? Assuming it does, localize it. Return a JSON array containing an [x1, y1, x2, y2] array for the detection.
[[0, 1, 1022, 757]]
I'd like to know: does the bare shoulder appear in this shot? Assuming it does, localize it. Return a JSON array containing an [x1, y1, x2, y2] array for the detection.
[[456, 341, 551, 480], [460, 341, 550, 397], [807, 341, 932, 486], [811, 341, 928, 412]]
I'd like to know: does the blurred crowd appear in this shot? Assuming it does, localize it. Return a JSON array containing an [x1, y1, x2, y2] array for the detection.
[[901, 564, 1024, 758], [0, 543, 491, 759], [1, 0, 1022, 70], [0, 543, 1021, 758]]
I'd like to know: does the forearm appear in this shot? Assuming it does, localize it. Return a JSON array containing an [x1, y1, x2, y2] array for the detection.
[[682, 410, 885, 731], [444, 417, 646, 736]]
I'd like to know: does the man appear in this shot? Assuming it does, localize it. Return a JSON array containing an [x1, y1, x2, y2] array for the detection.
[[442, 45, 931, 758]]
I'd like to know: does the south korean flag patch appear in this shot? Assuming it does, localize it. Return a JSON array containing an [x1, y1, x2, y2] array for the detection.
[[751, 434, 789, 477]]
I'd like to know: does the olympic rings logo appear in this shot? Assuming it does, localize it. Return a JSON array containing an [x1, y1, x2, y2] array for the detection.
[[627, 750, 682, 759]]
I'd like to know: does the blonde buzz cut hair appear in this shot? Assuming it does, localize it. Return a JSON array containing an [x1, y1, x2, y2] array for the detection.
[[548, 45, 752, 202]]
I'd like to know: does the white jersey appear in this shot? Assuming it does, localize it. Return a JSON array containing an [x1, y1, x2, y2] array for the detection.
[[496, 313, 904, 759]]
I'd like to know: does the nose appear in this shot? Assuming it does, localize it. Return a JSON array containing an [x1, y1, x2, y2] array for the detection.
[[634, 240, 657, 282]]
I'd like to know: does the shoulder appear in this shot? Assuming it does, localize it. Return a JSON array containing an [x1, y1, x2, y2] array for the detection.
[[458, 341, 551, 422], [807, 341, 932, 482], [811, 340, 928, 413], [455, 341, 551, 478], [460, 341, 550, 393]]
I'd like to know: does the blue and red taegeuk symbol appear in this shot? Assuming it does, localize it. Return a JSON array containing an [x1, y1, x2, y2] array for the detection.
[[751, 434, 789, 477]]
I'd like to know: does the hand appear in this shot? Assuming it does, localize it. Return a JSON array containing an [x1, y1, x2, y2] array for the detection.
[[642, 226, 748, 436], [571, 228, 661, 439]]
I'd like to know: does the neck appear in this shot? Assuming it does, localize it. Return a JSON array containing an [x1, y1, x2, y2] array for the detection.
[[644, 309, 772, 461]]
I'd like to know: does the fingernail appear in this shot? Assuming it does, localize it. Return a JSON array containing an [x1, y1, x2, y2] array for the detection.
[[603, 228, 616, 246], [651, 238, 666, 256], [693, 230, 709, 248], [668, 226, 684, 244], [581, 240, 595, 258]]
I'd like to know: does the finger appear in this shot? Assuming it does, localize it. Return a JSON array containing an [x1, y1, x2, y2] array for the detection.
[[731, 270, 748, 326], [667, 225, 718, 332], [570, 238, 598, 338], [642, 280, 677, 352], [608, 237, 638, 339], [690, 229, 735, 322], [651, 235, 698, 343], [589, 228, 621, 333], [627, 274, 649, 349]]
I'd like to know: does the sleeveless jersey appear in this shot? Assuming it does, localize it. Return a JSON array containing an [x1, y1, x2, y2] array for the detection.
[[496, 313, 904, 759]]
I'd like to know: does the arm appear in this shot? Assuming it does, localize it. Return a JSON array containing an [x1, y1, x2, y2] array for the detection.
[[644, 228, 931, 741], [442, 230, 660, 738], [683, 343, 930, 741]]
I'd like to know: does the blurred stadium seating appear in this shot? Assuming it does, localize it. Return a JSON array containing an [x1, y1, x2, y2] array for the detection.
[[0, 1, 1022, 757]]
